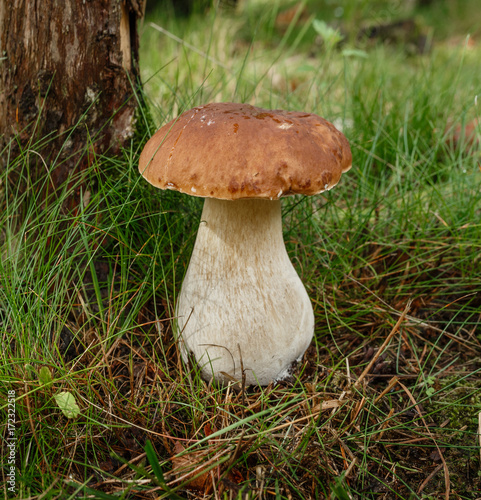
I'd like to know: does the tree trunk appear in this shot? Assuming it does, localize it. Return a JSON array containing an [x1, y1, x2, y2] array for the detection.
[[0, 0, 143, 210]]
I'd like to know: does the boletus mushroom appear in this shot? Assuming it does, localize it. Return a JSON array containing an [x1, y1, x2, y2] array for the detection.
[[139, 102, 351, 386]]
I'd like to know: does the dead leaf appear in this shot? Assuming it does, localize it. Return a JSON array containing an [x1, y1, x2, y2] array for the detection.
[[275, 3, 310, 32], [446, 118, 479, 152], [311, 399, 342, 413], [171, 441, 214, 492], [430, 447, 446, 463], [170, 435, 244, 493]]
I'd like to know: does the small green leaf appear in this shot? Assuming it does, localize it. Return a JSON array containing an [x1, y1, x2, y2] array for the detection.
[[312, 19, 343, 50], [342, 48, 369, 58], [54, 391, 80, 418], [297, 64, 315, 72], [25, 363, 35, 375], [38, 366, 53, 386]]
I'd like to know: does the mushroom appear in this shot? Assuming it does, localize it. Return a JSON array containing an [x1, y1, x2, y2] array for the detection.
[[139, 102, 351, 386]]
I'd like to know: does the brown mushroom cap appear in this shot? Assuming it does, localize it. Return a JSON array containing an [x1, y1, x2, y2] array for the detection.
[[139, 102, 352, 200]]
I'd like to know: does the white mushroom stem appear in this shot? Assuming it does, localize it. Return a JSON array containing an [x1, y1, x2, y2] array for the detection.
[[176, 198, 314, 386]]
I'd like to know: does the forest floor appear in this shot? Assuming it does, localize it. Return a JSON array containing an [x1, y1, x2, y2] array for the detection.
[[2, 0, 481, 498]]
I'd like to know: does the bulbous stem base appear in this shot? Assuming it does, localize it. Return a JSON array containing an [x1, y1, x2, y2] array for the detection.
[[176, 198, 314, 386]]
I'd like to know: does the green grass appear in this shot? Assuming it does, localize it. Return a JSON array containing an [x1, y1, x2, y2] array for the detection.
[[2, 0, 481, 498]]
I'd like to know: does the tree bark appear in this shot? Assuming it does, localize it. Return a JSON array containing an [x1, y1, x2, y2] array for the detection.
[[0, 0, 143, 209]]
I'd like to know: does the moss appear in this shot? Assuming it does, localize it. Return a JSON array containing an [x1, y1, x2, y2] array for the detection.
[[426, 376, 481, 430]]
